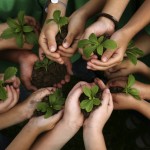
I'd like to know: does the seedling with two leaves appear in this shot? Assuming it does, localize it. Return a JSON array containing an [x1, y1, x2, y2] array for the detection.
[[80, 85, 101, 112], [36, 89, 65, 118], [0, 11, 38, 48], [0, 67, 17, 101], [78, 33, 117, 58], [46, 10, 68, 33], [34, 57, 53, 71]]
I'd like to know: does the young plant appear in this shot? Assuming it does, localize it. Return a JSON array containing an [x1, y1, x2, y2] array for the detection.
[[78, 33, 117, 58], [36, 89, 65, 118], [123, 74, 141, 100], [0, 11, 38, 48], [80, 85, 101, 112], [0, 67, 18, 101], [46, 10, 68, 33], [126, 41, 144, 65], [34, 57, 53, 71]]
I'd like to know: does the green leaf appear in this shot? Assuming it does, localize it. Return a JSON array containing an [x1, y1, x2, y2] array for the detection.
[[53, 105, 63, 110], [18, 11, 25, 25], [98, 36, 104, 43], [16, 32, 24, 48], [80, 99, 89, 109], [36, 102, 49, 112], [93, 98, 101, 105], [89, 33, 97, 43], [59, 17, 68, 27], [25, 32, 38, 45], [127, 41, 135, 49], [83, 45, 97, 58], [53, 10, 61, 21], [0, 28, 15, 39], [4, 67, 17, 81], [127, 74, 135, 88], [23, 26, 33, 32], [7, 18, 18, 29], [129, 48, 144, 57], [91, 85, 99, 97], [0, 86, 7, 101], [78, 39, 91, 48], [15, 28, 21, 33], [83, 86, 92, 98], [126, 52, 137, 65], [46, 19, 54, 24], [128, 88, 141, 100], [102, 39, 117, 49], [85, 100, 93, 112], [49, 94, 56, 105], [97, 45, 103, 56], [44, 108, 53, 118]]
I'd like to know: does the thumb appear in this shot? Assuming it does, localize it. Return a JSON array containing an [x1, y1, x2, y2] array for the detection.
[[63, 32, 75, 48]]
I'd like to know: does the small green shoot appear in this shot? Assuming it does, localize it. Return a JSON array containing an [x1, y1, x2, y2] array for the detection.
[[0, 67, 18, 101], [46, 10, 68, 33], [80, 85, 101, 112], [36, 89, 65, 118], [123, 74, 141, 100], [78, 33, 117, 58], [34, 57, 53, 71], [0, 11, 38, 48], [126, 41, 144, 65]]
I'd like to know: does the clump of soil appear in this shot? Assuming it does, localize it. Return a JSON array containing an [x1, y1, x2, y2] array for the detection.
[[109, 87, 124, 93], [31, 62, 67, 89], [31, 25, 68, 89]]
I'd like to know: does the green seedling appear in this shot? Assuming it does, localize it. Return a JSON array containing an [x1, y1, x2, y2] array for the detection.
[[34, 57, 53, 71], [78, 33, 117, 58], [126, 41, 144, 65], [80, 85, 101, 112], [0, 67, 18, 101], [46, 10, 68, 33], [123, 74, 140, 100], [36, 89, 65, 118], [0, 11, 38, 48]]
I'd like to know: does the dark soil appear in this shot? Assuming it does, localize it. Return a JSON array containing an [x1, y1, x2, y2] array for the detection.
[[31, 25, 68, 89], [110, 87, 124, 93], [31, 62, 67, 89]]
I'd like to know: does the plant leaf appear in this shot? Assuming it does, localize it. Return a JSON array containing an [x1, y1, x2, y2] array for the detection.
[[128, 88, 141, 100], [4, 67, 17, 81], [36, 102, 49, 112], [127, 41, 135, 49], [97, 45, 103, 56], [25, 32, 38, 45], [83, 45, 97, 58], [82, 86, 92, 98], [16, 32, 24, 48], [0, 28, 15, 39], [18, 11, 25, 25], [44, 108, 53, 118], [93, 98, 101, 105], [85, 100, 93, 112], [128, 48, 144, 57], [49, 94, 56, 105], [98, 36, 104, 43], [7, 18, 19, 29], [102, 39, 117, 49], [91, 85, 99, 97], [126, 52, 137, 65], [127, 74, 135, 88], [0, 86, 7, 101], [46, 19, 54, 24], [78, 39, 91, 48], [80, 99, 89, 109], [89, 33, 97, 43], [53, 10, 61, 21], [59, 17, 68, 28], [53, 105, 63, 110], [23, 26, 33, 32]]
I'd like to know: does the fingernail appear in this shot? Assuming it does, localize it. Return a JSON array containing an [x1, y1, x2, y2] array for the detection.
[[102, 57, 108, 62], [49, 46, 56, 52], [105, 89, 110, 93], [63, 42, 69, 48]]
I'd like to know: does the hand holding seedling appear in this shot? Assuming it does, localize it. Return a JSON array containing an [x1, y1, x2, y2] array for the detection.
[[0, 11, 38, 48]]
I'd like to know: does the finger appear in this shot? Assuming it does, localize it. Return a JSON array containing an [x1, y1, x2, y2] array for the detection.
[[64, 75, 70, 83], [107, 62, 123, 73], [23, 80, 37, 91], [107, 80, 127, 88], [94, 78, 106, 90], [39, 47, 45, 60], [101, 89, 110, 106], [63, 32, 75, 48], [108, 91, 113, 110], [58, 50, 73, 57], [63, 58, 73, 75], [13, 77, 21, 89], [106, 70, 127, 79]]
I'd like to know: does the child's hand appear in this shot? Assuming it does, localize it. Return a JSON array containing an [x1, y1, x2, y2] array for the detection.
[[21, 87, 55, 119], [0, 86, 19, 113], [84, 88, 113, 131], [29, 110, 63, 133], [105, 59, 146, 79], [86, 29, 129, 71]]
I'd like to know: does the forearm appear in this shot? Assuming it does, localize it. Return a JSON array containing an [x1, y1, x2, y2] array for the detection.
[[102, 0, 129, 21], [0, 104, 26, 129], [31, 120, 79, 150], [84, 129, 106, 150], [6, 122, 40, 150], [122, 1, 150, 40], [135, 100, 150, 119]]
